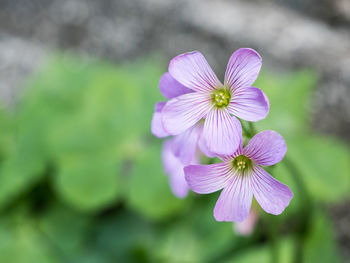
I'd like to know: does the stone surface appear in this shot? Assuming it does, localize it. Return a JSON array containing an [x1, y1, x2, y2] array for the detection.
[[0, 34, 46, 108]]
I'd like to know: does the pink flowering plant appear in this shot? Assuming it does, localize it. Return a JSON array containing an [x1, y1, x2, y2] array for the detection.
[[152, 48, 293, 223]]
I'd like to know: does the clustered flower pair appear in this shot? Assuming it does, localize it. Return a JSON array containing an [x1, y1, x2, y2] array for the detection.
[[152, 48, 293, 222]]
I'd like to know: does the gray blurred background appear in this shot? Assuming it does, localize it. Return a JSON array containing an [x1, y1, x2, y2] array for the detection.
[[0, 0, 350, 259]]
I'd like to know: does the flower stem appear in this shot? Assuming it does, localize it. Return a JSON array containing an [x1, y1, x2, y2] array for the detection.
[[268, 216, 280, 263], [283, 157, 313, 263], [248, 121, 257, 135], [241, 120, 253, 138]]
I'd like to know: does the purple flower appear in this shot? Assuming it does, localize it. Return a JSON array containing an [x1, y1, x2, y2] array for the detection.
[[151, 73, 211, 197], [152, 73, 214, 163], [151, 72, 192, 139], [162, 48, 269, 155], [184, 130, 293, 222], [162, 139, 199, 198]]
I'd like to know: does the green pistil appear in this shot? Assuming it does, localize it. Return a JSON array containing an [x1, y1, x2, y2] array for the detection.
[[232, 155, 252, 172], [212, 88, 231, 108]]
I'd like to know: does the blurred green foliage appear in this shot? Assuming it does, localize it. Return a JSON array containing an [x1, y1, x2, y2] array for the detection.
[[0, 55, 348, 263]]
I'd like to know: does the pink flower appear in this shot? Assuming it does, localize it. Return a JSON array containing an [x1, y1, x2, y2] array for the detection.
[[151, 72, 192, 139], [234, 208, 259, 236], [184, 130, 293, 222], [152, 72, 215, 161], [162, 139, 199, 198], [151, 73, 212, 197], [162, 48, 269, 155]]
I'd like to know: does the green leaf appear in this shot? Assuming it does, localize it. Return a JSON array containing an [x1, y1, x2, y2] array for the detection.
[[0, 153, 45, 209], [189, 195, 239, 261], [223, 214, 342, 263], [93, 211, 154, 263], [0, 121, 46, 209], [254, 70, 318, 140], [223, 238, 294, 263], [54, 152, 121, 212], [224, 245, 270, 263], [154, 222, 201, 263], [15, 55, 164, 212], [126, 143, 190, 221], [38, 202, 91, 255], [287, 134, 350, 203], [303, 210, 343, 263], [153, 194, 238, 263], [0, 208, 62, 263], [0, 107, 14, 158]]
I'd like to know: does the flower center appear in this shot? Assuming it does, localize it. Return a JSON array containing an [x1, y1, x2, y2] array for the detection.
[[212, 88, 231, 108], [232, 155, 252, 172]]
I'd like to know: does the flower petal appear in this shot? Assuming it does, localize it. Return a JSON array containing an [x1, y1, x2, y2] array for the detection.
[[162, 140, 189, 198], [159, 72, 192, 99], [198, 132, 216, 158], [244, 130, 287, 166], [234, 208, 259, 236], [169, 168, 189, 199], [172, 124, 202, 164], [202, 109, 242, 155], [214, 173, 253, 222], [169, 51, 222, 92], [224, 48, 262, 91], [251, 166, 293, 215], [162, 92, 211, 135], [184, 162, 232, 194], [151, 102, 169, 138], [228, 87, 269, 121]]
